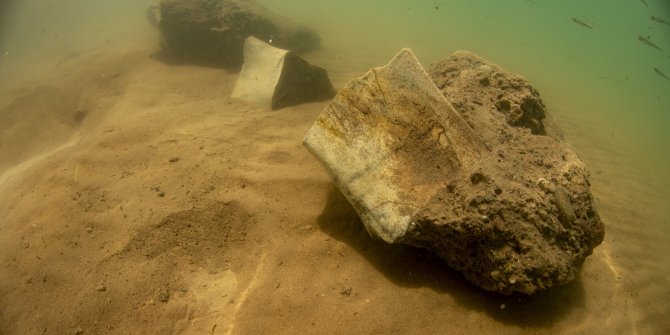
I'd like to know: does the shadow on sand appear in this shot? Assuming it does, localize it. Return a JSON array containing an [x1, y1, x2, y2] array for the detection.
[[317, 185, 586, 328], [149, 49, 243, 72]]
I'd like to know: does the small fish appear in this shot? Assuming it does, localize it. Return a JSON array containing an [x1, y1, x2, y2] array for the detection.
[[640, 0, 648, 7], [572, 17, 593, 29], [654, 68, 669, 80], [651, 16, 670, 26], [638, 35, 663, 51]]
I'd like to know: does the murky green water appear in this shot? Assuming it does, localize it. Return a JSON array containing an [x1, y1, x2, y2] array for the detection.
[[1, 0, 668, 333], [2, 0, 668, 167], [259, 0, 670, 177]]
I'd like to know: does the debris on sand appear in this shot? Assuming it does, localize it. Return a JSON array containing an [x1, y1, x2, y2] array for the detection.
[[231, 37, 335, 110]]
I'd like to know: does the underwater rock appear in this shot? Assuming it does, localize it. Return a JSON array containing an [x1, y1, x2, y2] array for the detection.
[[304, 49, 604, 295], [146, 1, 161, 28], [231, 36, 335, 110], [429, 50, 552, 136], [304, 48, 488, 244], [157, 0, 321, 69]]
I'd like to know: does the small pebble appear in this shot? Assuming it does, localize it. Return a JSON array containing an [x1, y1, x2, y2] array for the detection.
[[500, 304, 506, 310], [157, 291, 169, 303], [74, 325, 84, 334], [96, 285, 107, 292], [490, 270, 502, 281], [85, 227, 93, 233]]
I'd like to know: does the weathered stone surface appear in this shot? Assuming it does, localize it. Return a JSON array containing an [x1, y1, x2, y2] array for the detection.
[[157, 0, 320, 69], [232, 36, 335, 110], [416, 51, 604, 294], [429, 50, 562, 139], [304, 49, 487, 244], [303, 49, 604, 295], [146, 1, 161, 28]]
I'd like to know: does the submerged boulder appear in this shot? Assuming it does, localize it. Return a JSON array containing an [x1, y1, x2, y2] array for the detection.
[[157, 0, 321, 69], [231, 36, 335, 110], [303, 49, 604, 295], [304, 48, 488, 244], [429, 50, 560, 138]]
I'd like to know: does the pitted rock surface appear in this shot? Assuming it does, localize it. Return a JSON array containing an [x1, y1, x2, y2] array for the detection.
[[305, 49, 604, 294]]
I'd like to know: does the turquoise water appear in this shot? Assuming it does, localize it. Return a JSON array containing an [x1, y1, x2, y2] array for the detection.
[[1, 0, 669, 333]]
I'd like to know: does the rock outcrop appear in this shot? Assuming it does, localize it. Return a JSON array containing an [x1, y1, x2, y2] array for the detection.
[[157, 0, 321, 69], [303, 49, 604, 295], [231, 37, 335, 110]]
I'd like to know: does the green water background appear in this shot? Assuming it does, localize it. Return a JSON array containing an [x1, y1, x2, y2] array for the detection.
[[259, 0, 670, 182], [1, 0, 668, 172]]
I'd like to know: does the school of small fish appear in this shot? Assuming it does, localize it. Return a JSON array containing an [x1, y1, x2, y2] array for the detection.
[[569, 0, 669, 81]]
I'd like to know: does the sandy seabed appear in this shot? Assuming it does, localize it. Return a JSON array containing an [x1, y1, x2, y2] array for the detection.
[[0, 37, 668, 335]]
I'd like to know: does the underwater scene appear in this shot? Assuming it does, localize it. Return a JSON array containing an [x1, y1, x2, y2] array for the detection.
[[0, 0, 668, 334]]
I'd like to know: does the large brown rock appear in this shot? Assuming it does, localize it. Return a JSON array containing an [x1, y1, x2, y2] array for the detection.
[[429, 50, 561, 138], [304, 49, 487, 244], [304, 49, 604, 295], [157, 0, 320, 69], [416, 51, 604, 294]]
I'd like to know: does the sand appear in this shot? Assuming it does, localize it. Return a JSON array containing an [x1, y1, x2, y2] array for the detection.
[[0, 35, 669, 334]]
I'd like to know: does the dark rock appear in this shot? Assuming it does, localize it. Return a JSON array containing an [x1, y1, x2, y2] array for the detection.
[[304, 49, 604, 295], [554, 187, 576, 226], [232, 36, 335, 110], [157, 0, 320, 69], [409, 51, 603, 294], [272, 52, 336, 109]]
